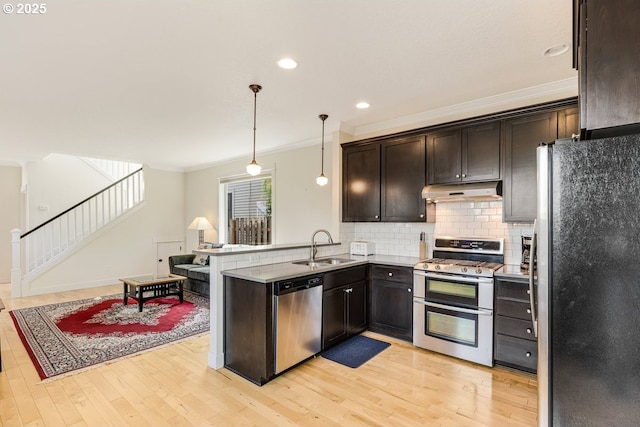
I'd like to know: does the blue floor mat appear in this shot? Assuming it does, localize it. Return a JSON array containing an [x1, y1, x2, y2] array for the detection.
[[321, 335, 390, 368]]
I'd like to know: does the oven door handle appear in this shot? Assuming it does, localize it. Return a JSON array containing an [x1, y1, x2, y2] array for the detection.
[[414, 270, 490, 285], [413, 299, 493, 316]]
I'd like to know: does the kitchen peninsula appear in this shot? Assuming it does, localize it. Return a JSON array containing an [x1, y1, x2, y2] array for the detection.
[[195, 242, 417, 378]]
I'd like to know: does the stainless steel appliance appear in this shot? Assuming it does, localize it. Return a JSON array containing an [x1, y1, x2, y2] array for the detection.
[[536, 137, 640, 426], [413, 237, 504, 367], [274, 275, 323, 374]]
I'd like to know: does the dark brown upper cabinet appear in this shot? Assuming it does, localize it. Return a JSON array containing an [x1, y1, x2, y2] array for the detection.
[[576, 0, 640, 138], [381, 136, 429, 222], [342, 143, 381, 222], [503, 111, 558, 222], [343, 135, 432, 223], [558, 106, 580, 140], [427, 122, 500, 185]]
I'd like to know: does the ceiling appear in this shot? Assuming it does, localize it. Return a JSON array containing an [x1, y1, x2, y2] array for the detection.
[[0, 0, 577, 171]]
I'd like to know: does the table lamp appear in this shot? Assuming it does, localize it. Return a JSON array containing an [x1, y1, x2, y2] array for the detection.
[[188, 217, 214, 245]]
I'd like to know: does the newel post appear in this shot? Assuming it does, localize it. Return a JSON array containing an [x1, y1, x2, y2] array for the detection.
[[11, 228, 22, 297]]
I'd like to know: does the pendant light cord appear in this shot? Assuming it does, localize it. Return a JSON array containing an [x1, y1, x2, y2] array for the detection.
[[252, 88, 258, 162], [319, 114, 328, 174]]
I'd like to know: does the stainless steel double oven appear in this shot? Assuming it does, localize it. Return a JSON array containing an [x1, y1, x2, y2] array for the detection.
[[413, 237, 504, 367]]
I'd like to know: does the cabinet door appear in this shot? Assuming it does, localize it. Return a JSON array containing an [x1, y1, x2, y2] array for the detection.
[[427, 129, 462, 184], [348, 280, 367, 335], [461, 122, 501, 182], [503, 112, 558, 222], [381, 136, 426, 222], [369, 278, 413, 341], [580, 0, 640, 135], [558, 106, 580, 140], [342, 144, 381, 222], [322, 286, 348, 349]]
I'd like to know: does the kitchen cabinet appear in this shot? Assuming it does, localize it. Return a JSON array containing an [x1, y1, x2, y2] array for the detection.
[[503, 111, 558, 222], [342, 143, 380, 222], [494, 277, 537, 373], [322, 265, 367, 349], [368, 264, 413, 342], [575, 0, 640, 138], [427, 122, 500, 185], [558, 106, 580, 140], [343, 135, 433, 223], [381, 136, 429, 222], [224, 276, 274, 385]]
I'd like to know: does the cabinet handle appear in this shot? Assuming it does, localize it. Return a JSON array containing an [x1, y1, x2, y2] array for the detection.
[[344, 288, 353, 293], [526, 308, 531, 314], [526, 289, 530, 295], [407, 288, 412, 292], [419, 214, 424, 218], [525, 352, 532, 358], [388, 272, 393, 277], [462, 173, 467, 178], [526, 328, 532, 334], [374, 215, 379, 219], [455, 174, 460, 178]]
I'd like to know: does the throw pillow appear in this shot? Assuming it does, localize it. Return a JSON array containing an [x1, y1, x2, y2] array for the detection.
[[193, 243, 212, 265]]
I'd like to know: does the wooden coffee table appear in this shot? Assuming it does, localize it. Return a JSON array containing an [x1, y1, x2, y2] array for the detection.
[[119, 274, 186, 312]]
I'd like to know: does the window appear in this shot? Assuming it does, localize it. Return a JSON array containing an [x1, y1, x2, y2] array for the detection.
[[219, 173, 272, 245]]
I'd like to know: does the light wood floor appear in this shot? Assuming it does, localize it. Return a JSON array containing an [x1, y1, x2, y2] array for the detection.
[[0, 283, 538, 426]]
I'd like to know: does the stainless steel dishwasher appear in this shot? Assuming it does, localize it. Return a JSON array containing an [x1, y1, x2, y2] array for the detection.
[[274, 275, 323, 374]]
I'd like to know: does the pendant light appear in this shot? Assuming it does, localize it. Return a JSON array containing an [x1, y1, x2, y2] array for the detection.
[[316, 114, 329, 186], [246, 84, 262, 176]]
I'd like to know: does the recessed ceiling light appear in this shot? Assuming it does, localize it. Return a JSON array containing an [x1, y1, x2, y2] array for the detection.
[[543, 44, 570, 57], [356, 102, 370, 109], [277, 58, 298, 69]]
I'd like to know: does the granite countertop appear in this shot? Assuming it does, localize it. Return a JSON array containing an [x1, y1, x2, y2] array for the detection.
[[496, 264, 533, 280], [222, 253, 420, 283]]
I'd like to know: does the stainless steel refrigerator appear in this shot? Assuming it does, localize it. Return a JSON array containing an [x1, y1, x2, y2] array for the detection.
[[535, 135, 640, 426]]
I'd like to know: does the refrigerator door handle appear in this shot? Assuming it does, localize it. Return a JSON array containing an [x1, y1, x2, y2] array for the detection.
[[528, 219, 538, 337]]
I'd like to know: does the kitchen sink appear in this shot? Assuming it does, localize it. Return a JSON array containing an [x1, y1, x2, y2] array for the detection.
[[291, 257, 355, 267]]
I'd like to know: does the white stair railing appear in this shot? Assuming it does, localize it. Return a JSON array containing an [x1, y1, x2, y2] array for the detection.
[[80, 157, 142, 182], [14, 168, 144, 283]]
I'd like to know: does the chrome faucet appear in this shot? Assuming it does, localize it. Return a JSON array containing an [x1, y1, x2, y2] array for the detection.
[[310, 229, 333, 260]]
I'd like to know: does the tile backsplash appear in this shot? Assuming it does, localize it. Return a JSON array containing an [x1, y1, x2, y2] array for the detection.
[[340, 201, 532, 266]]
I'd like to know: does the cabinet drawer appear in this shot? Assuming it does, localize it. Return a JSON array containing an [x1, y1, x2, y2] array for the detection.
[[495, 334, 537, 372], [371, 265, 412, 283], [323, 266, 368, 291], [495, 316, 536, 341], [495, 279, 530, 301], [495, 299, 532, 321]]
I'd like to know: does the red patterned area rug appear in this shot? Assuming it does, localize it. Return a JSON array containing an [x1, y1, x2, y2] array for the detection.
[[9, 291, 209, 380]]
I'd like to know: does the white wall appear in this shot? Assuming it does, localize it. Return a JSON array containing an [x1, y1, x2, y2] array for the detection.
[[25, 154, 113, 227], [25, 167, 185, 295], [185, 142, 336, 249], [0, 165, 21, 283]]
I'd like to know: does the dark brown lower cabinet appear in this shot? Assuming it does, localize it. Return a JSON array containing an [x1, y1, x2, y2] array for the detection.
[[368, 264, 413, 342], [322, 266, 367, 349], [224, 276, 274, 385], [494, 277, 537, 373]]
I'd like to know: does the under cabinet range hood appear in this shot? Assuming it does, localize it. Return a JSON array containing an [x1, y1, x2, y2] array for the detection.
[[421, 181, 502, 203]]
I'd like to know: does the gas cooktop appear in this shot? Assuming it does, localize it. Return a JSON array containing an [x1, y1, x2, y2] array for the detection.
[[414, 237, 505, 278]]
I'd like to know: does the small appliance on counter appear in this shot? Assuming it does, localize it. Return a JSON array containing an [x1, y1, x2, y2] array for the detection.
[[350, 241, 375, 256], [521, 235, 533, 270]]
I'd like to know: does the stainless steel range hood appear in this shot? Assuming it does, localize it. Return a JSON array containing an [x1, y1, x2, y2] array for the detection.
[[421, 181, 502, 202]]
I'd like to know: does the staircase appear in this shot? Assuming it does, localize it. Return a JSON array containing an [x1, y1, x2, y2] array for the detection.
[[11, 165, 145, 297]]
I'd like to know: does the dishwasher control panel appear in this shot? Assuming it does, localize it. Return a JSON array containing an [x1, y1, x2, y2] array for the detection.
[[276, 275, 323, 294]]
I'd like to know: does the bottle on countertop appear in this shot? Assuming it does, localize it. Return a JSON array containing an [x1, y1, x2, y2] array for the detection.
[[419, 232, 427, 260]]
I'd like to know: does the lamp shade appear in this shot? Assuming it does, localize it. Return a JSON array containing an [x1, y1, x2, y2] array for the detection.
[[188, 217, 213, 231]]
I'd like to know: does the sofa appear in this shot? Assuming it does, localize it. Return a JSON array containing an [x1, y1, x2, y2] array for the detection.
[[169, 254, 210, 297]]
